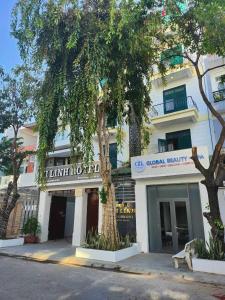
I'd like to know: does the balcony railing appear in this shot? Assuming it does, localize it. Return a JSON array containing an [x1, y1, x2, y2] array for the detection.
[[213, 89, 225, 103], [150, 96, 198, 118]]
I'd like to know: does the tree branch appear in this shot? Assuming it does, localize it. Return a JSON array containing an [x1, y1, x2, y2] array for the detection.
[[201, 63, 225, 78], [210, 127, 225, 173], [191, 147, 207, 176]]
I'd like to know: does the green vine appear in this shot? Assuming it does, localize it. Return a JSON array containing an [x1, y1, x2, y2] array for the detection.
[[99, 187, 108, 204]]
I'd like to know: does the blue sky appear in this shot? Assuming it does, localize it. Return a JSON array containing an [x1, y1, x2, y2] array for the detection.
[[0, 1, 21, 72]]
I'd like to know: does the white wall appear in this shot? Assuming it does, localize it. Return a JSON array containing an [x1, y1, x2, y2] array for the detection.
[[148, 119, 213, 155]]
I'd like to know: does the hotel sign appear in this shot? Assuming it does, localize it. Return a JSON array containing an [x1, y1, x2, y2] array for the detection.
[[131, 146, 210, 179], [45, 162, 101, 183]]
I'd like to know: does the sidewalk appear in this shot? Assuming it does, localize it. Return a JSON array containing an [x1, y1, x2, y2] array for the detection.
[[0, 240, 225, 286]]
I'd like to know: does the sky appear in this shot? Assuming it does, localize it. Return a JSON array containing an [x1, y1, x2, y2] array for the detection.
[[0, 0, 22, 72]]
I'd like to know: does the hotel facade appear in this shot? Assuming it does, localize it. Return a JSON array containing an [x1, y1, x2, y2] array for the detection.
[[1, 54, 225, 253]]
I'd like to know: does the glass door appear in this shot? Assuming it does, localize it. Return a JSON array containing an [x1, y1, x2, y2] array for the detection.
[[174, 201, 191, 251], [159, 199, 191, 253], [160, 201, 173, 252]]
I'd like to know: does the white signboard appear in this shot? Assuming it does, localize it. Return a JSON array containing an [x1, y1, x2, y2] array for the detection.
[[131, 146, 209, 179], [45, 162, 100, 183]]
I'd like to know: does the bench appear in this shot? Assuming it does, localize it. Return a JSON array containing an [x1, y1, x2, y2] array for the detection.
[[172, 239, 196, 270]]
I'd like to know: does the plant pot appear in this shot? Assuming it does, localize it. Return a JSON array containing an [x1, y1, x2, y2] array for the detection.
[[0, 238, 24, 248], [192, 257, 225, 275], [76, 243, 140, 262], [24, 235, 39, 244]]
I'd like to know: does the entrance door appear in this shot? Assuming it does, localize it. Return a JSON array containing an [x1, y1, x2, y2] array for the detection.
[[159, 199, 191, 252], [147, 184, 204, 253], [86, 191, 99, 234], [48, 196, 67, 240]]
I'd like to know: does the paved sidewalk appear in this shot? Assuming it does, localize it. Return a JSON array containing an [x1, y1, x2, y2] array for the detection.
[[0, 240, 225, 286]]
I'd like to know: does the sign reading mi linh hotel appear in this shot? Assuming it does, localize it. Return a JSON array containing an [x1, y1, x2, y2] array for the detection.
[[45, 162, 101, 183]]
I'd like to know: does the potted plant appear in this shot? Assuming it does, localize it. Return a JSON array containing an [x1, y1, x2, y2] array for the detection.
[[192, 236, 225, 275], [76, 231, 139, 262], [23, 217, 41, 244]]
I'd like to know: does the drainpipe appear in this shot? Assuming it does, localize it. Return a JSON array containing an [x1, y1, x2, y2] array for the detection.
[[200, 58, 214, 153]]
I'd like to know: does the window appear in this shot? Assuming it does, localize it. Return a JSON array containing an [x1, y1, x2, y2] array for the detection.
[[213, 75, 225, 102], [104, 143, 118, 169], [158, 129, 192, 152], [161, 45, 183, 67], [163, 85, 187, 114], [106, 109, 117, 128]]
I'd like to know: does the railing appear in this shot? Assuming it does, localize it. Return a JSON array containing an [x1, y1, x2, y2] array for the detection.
[[213, 89, 225, 103], [150, 96, 198, 118]]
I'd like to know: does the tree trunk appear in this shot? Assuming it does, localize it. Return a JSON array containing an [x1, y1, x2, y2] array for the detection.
[[0, 213, 9, 239], [0, 181, 20, 239], [203, 181, 224, 245], [96, 101, 119, 249], [129, 103, 141, 158]]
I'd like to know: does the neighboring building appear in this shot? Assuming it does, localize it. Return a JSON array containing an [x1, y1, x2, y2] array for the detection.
[[1, 54, 225, 253], [131, 54, 213, 253], [0, 124, 39, 236]]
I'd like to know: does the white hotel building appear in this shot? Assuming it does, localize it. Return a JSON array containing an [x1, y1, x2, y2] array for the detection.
[[0, 54, 225, 253]]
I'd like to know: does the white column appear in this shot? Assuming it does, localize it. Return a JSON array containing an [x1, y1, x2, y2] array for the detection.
[[38, 191, 51, 242], [72, 188, 87, 246], [135, 182, 149, 252], [218, 188, 225, 226], [199, 182, 211, 244]]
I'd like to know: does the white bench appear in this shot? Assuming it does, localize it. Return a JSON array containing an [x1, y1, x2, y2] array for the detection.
[[172, 239, 196, 270]]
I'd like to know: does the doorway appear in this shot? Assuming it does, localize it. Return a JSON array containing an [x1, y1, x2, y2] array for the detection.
[[147, 184, 204, 253], [48, 194, 75, 241], [159, 200, 190, 252], [86, 190, 99, 235], [48, 196, 67, 240]]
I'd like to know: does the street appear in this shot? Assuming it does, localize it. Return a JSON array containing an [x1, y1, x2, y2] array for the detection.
[[0, 256, 225, 300]]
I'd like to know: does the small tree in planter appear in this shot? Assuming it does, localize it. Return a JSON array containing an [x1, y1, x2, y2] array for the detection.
[[0, 68, 35, 240], [13, 0, 163, 250], [23, 217, 41, 243]]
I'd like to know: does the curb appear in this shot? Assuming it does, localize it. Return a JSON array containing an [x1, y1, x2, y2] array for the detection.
[[0, 252, 225, 287]]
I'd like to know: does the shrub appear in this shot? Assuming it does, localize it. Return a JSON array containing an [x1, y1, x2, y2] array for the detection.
[[83, 230, 132, 251], [194, 236, 225, 261], [23, 217, 41, 237]]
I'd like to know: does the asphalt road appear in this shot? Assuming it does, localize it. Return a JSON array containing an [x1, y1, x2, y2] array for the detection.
[[0, 256, 225, 300]]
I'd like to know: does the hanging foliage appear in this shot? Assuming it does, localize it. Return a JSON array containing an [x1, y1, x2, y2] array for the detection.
[[12, 0, 163, 247]]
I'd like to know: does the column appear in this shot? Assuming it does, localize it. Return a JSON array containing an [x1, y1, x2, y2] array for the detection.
[[135, 182, 149, 252], [199, 182, 211, 244], [38, 191, 51, 242], [218, 187, 225, 226], [72, 188, 87, 246]]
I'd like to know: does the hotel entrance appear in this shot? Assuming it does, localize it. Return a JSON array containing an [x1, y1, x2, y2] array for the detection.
[[48, 190, 75, 242], [86, 189, 99, 234], [147, 184, 205, 253]]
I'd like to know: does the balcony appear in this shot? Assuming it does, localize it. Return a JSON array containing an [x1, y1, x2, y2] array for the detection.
[[150, 96, 199, 128], [213, 89, 225, 113], [0, 173, 36, 190]]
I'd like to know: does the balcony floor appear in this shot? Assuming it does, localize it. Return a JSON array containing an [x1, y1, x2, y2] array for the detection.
[[151, 108, 199, 128]]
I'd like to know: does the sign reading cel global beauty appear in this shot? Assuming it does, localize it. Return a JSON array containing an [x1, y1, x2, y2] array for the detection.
[[131, 146, 209, 179], [45, 162, 100, 183]]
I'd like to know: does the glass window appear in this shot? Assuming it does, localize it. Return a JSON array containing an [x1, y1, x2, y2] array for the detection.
[[163, 85, 187, 114], [166, 129, 192, 151]]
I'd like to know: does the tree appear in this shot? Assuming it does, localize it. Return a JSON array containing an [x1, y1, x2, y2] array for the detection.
[[161, 0, 225, 243], [12, 0, 162, 248], [0, 68, 34, 239]]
